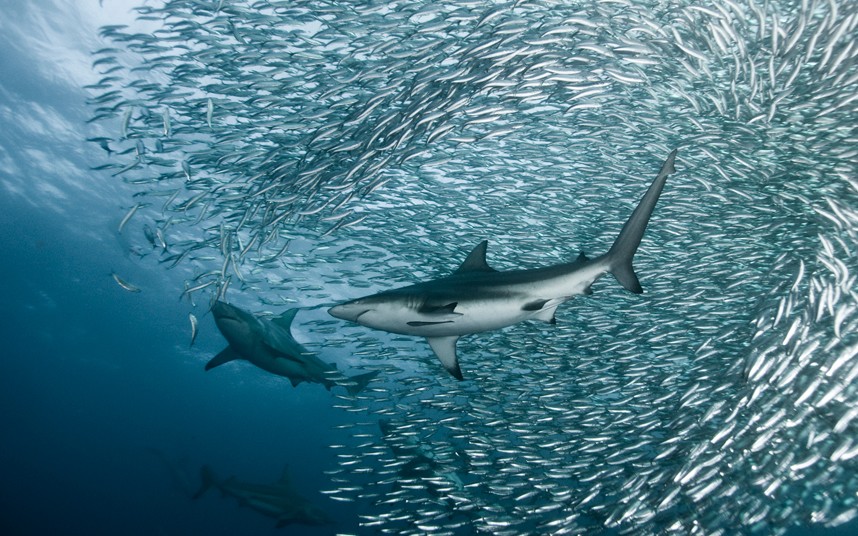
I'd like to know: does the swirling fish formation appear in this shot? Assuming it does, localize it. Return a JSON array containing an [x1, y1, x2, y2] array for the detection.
[[89, 0, 856, 534]]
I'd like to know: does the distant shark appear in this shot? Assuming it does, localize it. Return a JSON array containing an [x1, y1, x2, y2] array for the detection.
[[207, 301, 378, 395], [146, 448, 197, 499], [193, 465, 332, 528], [329, 150, 677, 379], [378, 419, 466, 496]]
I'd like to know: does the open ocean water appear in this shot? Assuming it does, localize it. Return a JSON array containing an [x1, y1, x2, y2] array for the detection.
[[1, 1, 856, 535]]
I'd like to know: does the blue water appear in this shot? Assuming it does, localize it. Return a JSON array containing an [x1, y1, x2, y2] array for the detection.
[[0, 2, 353, 534], [1, 1, 856, 535]]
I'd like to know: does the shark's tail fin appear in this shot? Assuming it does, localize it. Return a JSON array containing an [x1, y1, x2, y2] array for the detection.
[[342, 370, 380, 396], [192, 465, 218, 500], [605, 150, 677, 293]]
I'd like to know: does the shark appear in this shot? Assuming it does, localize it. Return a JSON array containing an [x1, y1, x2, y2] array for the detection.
[[193, 465, 332, 528], [328, 150, 677, 380], [207, 301, 378, 395]]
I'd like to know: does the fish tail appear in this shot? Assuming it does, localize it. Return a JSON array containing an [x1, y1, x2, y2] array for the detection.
[[192, 465, 217, 499], [606, 150, 677, 293], [344, 370, 380, 396]]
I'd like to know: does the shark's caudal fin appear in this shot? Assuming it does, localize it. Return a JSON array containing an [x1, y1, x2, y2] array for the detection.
[[192, 465, 218, 499], [605, 149, 677, 294], [342, 370, 381, 396]]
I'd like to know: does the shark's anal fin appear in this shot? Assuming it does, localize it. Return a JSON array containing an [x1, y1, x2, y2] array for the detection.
[[205, 346, 240, 370], [455, 240, 496, 274], [426, 336, 463, 380]]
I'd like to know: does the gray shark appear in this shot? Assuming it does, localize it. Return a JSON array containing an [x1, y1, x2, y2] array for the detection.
[[329, 150, 677, 380], [193, 465, 332, 528], [207, 301, 378, 395]]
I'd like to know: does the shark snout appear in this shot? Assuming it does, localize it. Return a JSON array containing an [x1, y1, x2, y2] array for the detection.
[[328, 302, 370, 323], [212, 301, 241, 321]]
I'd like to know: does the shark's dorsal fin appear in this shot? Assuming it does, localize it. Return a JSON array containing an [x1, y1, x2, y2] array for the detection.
[[270, 308, 299, 331], [426, 336, 463, 380], [575, 251, 589, 263], [205, 346, 240, 370], [455, 240, 496, 274], [278, 465, 291, 486]]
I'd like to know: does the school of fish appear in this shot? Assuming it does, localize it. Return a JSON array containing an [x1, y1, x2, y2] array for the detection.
[[89, 0, 857, 534]]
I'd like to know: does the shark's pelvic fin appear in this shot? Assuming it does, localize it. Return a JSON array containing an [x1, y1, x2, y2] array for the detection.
[[262, 341, 303, 363], [455, 240, 496, 273], [523, 297, 566, 324], [205, 346, 240, 370], [606, 149, 677, 294], [427, 336, 463, 380], [534, 307, 558, 324], [523, 299, 550, 311]]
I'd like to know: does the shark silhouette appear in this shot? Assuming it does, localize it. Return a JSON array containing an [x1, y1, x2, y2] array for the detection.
[[329, 150, 678, 379], [193, 465, 332, 528], [208, 301, 378, 394]]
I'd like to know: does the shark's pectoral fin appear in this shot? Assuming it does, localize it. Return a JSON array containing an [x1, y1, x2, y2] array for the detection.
[[289, 377, 302, 387], [205, 346, 240, 370], [426, 336, 463, 380]]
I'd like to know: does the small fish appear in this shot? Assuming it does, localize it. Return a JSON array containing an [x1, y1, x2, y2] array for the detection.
[[162, 108, 171, 137], [118, 203, 142, 234], [120, 107, 132, 139], [189, 313, 199, 347], [111, 272, 141, 293]]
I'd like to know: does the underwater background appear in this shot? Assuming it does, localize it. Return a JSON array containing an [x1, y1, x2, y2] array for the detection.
[[1, 0, 856, 534]]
